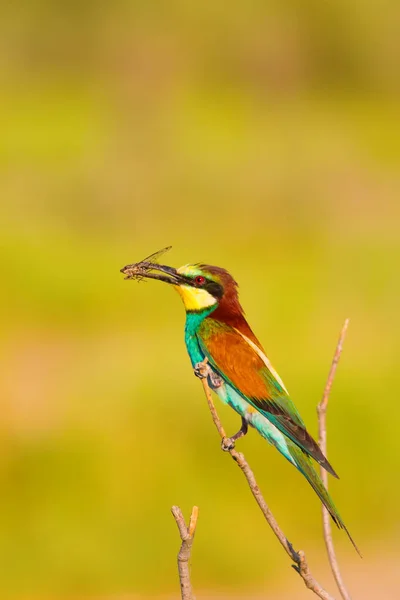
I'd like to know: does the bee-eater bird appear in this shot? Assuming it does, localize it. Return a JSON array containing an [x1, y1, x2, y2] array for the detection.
[[121, 256, 358, 551]]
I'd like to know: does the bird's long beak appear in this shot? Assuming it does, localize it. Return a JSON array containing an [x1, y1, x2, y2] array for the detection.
[[120, 262, 187, 285]]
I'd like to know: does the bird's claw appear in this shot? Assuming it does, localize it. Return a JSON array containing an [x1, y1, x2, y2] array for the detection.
[[194, 362, 224, 389], [221, 437, 235, 452], [209, 371, 223, 388], [194, 362, 211, 379]]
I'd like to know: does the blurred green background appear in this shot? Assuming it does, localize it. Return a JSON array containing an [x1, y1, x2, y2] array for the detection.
[[1, 1, 399, 598]]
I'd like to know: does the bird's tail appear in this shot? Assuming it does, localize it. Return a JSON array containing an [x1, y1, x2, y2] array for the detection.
[[290, 442, 361, 556]]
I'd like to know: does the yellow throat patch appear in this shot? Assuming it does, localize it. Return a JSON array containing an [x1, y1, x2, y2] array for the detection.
[[174, 264, 217, 311]]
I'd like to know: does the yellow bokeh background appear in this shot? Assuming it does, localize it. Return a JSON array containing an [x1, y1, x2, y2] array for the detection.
[[1, 1, 399, 598]]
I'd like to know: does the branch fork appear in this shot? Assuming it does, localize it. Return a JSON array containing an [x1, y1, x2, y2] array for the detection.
[[171, 506, 199, 600]]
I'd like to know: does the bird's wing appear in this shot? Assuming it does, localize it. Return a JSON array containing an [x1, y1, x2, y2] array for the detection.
[[197, 318, 338, 478]]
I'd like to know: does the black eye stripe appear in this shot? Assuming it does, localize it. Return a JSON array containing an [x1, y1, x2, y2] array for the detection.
[[186, 275, 223, 298], [205, 281, 224, 298]]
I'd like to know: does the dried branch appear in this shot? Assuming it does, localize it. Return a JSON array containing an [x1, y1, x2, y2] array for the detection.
[[171, 505, 199, 600], [198, 367, 334, 600], [317, 319, 352, 600], [197, 319, 353, 600], [188, 319, 351, 600]]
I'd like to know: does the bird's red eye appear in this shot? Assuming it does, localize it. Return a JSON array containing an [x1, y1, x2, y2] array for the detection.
[[194, 275, 206, 285]]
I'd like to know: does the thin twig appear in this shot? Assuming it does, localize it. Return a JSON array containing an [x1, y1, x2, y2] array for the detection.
[[317, 319, 352, 600], [171, 505, 199, 600], [198, 368, 335, 600]]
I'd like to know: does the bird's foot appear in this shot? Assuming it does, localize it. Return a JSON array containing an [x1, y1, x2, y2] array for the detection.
[[209, 371, 223, 389], [194, 363, 223, 389], [194, 362, 211, 379], [221, 436, 236, 452], [221, 418, 249, 452]]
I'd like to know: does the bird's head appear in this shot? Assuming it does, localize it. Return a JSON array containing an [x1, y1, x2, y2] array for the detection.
[[121, 260, 242, 315], [173, 264, 238, 312]]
